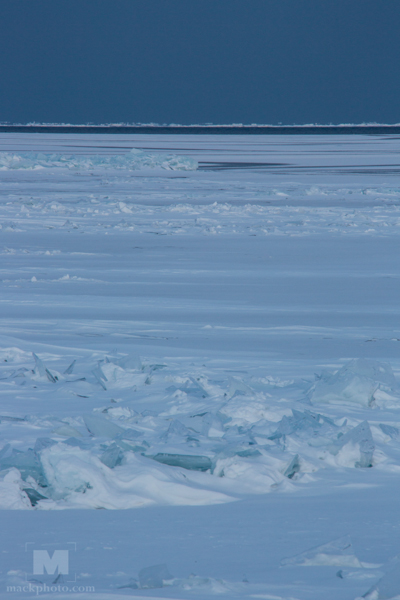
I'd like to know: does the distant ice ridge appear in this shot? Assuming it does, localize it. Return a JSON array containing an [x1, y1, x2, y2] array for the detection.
[[0, 149, 198, 171]]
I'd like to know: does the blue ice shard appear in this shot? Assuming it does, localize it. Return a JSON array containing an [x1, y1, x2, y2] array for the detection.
[[379, 423, 399, 439], [63, 359, 76, 375], [100, 444, 123, 469], [84, 414, 125, 438], [284, 454, 301, 478], [148, 453, 212, 471], [23, 488, 48, 507], [32, 353, 57, 383], [0, 447, 47, 486], [139, 564, 173, 589], [330, 421, 374, 468], [161, 419, 194, 442], [91, 364, 107, 390]]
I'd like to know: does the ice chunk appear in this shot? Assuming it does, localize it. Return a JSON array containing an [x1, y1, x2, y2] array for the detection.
[[100, 362, 144, 389], [200, 412, 225, 438], [223, 425, 256, 445], [186, 378, 209, 398], [64, 437, 92, 449], [167, 377, 209, 398], [103, 406, 138, 419], [0, 415, 25, 423], [379, 423, 400, 439], [311, 372, 376, 406], [108, 355, 142, 371], [0, 447, 47, 486], [63, 359, 76, 375], [309, 359, 397, 407], [23, 487, 48, 507], [0, 443, 11, 460], [149, 453, 212, 472], [4, 368, 29, 384], [269, 415, 295, 440], [34, 438, 57, 453], [336, 568, 384, 581], [183, 412, 225, 438], [92, 364, 107, 390], [281, 535, 362, 567], [283, 454, 300, 479], [269, 410, 331, 441], [220, 398, 270, 427], [228, 377, 253, 398], [362, 557, 400, 599], [40, 445, 231, 508], [212, 455, 284, 492], [100, 444, 123, 469], [52, 425, 83, 438], [118, 578, 139, 589], [32, 352, 57, 383], [330, 421, 374, 468], [115, 440, 148, 453], [212, 444, 262, 470], [234, 447, 261, 458], [117, 428, 142, 441], [344, 358, 397, 388], [84, 414, 125, 438], [251, 420, 283, 440], [138, 564, 173, 589], [161, 419, 194, 442], [148, 363, 167, 373], [0, 468, 32, 509]]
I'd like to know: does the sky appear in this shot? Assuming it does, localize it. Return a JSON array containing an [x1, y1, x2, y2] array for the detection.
[[1, 0, 400, 126]]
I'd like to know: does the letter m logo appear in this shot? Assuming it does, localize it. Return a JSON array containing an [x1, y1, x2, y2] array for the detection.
[[33, 550, 69, 575]]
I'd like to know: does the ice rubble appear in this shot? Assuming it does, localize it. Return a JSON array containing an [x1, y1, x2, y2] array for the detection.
[[308, 359, 399, 407], [39, 445, 231, 509], [0, 149, 198, 171], [0, 351, 399, 509], [117, 562, 244, 593]]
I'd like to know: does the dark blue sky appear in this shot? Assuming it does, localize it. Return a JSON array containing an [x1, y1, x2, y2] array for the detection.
[[1, 1, 400, 125]]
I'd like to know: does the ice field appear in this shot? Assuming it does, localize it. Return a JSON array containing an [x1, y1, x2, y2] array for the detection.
[[1, 132, 400, 598]]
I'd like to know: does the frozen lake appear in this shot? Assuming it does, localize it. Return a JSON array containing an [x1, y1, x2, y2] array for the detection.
[[1, 133, 400, 599]]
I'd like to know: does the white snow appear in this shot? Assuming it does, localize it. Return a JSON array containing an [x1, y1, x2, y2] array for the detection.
[[1, 132, 400, 599]]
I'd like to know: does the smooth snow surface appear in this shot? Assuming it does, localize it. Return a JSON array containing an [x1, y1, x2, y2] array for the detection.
[[1, 133, 400, 598]]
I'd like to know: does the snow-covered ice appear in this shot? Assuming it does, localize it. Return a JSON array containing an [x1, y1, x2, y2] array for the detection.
[[1, 132, 400, 598]]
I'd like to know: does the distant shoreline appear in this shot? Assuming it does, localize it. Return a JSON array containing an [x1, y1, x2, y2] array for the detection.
[[1, 124, 400, 135]]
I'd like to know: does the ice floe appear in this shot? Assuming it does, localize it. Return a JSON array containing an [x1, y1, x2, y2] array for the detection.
[[0, 149, 198, 171]]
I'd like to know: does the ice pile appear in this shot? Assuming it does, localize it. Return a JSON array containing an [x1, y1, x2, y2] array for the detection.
[[0, 149, 198, 171], [0, 351, 400, 509], [117, 562, 241, 594], [308, 359, 400, 408]]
